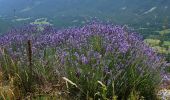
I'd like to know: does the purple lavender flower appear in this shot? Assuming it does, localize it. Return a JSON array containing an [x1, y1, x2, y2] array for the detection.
[[74, 52, 80, 60], [61, 52, 68, 64], [81, 54, 88, 64]]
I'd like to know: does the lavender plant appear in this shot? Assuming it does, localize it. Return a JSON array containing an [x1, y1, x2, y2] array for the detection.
[[0, 22, 166, 99]]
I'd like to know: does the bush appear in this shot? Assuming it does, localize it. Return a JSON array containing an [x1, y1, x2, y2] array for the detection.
[[0, 22, 166, 99], [59, 23, 164, 99]]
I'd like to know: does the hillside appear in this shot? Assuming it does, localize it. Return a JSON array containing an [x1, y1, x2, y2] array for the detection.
[[0, 0, 170, 33]]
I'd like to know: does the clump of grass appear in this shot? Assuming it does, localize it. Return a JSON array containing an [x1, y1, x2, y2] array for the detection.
[[0, 44, 68, 99]]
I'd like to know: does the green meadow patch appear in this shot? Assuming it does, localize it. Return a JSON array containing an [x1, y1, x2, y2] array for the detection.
[[163, 41, 170, 46], [144, 38, 170, 54], [144, 39, 160, 46], [30, 18, 52, 25], [155, 29, 170, 35], [152, 46, 167, 54]]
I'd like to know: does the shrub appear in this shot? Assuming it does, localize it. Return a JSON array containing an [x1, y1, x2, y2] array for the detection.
[[0, 22, 166, 99], [56, 23, 165, 99]]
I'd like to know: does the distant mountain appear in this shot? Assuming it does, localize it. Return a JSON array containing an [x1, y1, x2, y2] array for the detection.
[[0, 0, 170, 28], [0, 0, 169, 16]]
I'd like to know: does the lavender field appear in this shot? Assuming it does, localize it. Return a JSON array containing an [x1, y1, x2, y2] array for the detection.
[[0, 22, 168, 99], [0, 0, 170, 100]]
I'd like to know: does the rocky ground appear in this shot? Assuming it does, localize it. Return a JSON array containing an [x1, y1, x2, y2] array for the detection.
[[159, 64, 170, 100]]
